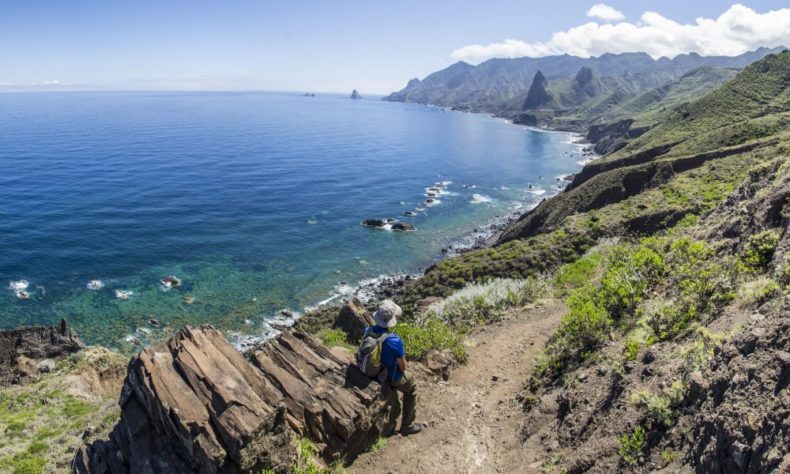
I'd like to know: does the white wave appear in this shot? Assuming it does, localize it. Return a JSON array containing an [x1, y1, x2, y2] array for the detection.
[[115, 289, 134, 300], [87, 279, 104, 290], [470, 194, 494, 204], [527, 188, 547, 196], [160, 275, 182, 291], [9, 280, 29, 291], [424, 199, 441, 207]]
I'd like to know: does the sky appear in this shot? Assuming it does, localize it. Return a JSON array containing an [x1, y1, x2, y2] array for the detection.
[[1, 1, 789, 94]]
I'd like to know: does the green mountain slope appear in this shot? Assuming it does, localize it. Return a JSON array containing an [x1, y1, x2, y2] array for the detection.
[[395, 50, 790, 308], [385, 48, 784, 113]]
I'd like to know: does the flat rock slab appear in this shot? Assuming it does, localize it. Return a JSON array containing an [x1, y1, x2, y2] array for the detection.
[[74, 325, 393, 473]]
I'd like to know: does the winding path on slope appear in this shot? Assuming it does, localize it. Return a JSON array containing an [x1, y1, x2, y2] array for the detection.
[[349, 301, 566, 474]]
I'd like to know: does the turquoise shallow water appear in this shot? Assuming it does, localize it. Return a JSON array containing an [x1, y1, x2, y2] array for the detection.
[[0, 91, 584, 349]]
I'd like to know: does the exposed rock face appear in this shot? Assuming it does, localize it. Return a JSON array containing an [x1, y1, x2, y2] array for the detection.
[[350, 89, 361, 100], [333, 298, 373, 343], [250, 332, 395, 461], [686, 313, 790, 473], [584, 118, 650, 155], [74, 326, 394, 473], [523, 70, 552, 110], [572, 67, 602, 99], [0, 319, 84, 386]]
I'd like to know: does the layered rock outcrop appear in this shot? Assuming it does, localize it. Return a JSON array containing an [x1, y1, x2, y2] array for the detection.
[[0, 319, 84, 386], [74, 326, 394, 473], [333, 298, 373, 343]]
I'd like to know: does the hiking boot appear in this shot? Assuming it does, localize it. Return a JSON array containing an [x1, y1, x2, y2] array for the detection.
[[400, 423, 423, 436]]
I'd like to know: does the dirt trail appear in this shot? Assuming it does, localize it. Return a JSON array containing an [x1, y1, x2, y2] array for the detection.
[[349, 301, 565, 474]]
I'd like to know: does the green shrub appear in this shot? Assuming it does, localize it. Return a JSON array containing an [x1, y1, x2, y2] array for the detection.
[[778, 254, 790, 287], [623, 339, 639, 361], [736, 277, 781, 308], [290, 437, 345, 474], [630, 381, 687, 426], [316, 328, 355, 351], [0, 451, 46, 474], [395, 320, 467, 362], [537, 285, 611, 378], [682, 327, 727, 370], [645, 239, 736, 340], [62, 397, 94, 418], [743, 230, 780, 270], [598, 241, 666, 319], [553, 251, 604, 295], [619, 426, 646, 466]]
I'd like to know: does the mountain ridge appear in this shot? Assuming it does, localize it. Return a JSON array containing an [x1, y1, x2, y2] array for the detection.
[[384, 47, 786, 116]]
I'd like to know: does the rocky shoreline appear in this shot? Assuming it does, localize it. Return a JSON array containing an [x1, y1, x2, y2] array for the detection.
[[290, 128, 598, 332]]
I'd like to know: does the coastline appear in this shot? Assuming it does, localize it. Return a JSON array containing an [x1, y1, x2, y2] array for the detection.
[[234, 116, 600, 351]]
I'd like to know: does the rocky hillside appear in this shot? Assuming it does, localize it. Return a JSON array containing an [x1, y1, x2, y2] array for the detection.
[[2, 52, 788, 474], [0, 322, 127, 473], [384, 50, 790, 472]]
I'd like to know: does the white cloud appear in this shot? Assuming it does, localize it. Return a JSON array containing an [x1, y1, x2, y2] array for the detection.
[[451, 4, 790, 62], [587, 4, 625, 22]]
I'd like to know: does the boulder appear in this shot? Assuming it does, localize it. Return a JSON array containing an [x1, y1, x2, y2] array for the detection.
[[0, 319, 84, 386], [333, 298, 373, 343], [391, 222, 415, 232], [424, 350, 454, 381], [361, 219, 386, 228], [74, 326, 395, 473]]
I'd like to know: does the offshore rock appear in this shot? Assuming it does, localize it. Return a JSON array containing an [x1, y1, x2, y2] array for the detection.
[[391, 222, 415, 231], [0, 319, 84, 386], [74, 326, 394, 473]]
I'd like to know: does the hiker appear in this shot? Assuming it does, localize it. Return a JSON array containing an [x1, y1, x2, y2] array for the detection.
[[357, 300, 423, 436]]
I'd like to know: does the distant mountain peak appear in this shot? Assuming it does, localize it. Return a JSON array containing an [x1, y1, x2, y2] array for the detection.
[[523, 70, 552, 110]]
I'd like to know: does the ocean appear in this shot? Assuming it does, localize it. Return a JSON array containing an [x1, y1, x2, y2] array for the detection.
[[0, 91, 586, 349]]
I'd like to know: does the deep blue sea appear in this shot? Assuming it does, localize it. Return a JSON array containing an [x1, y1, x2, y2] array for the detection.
[[0, 91, 585, 349]]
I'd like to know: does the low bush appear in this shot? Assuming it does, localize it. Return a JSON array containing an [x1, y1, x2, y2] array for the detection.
[[623, 339, 639, 361], [290, 437, 345, 474], [423, 277, 551, 327], [535, 284, 611, 378], [644, 238, 736, 341], [552, 250, 605, 296], [395, 320, 467, 362], [630, 380, 687, 426], [736, 277, 781, 308], [619, 425, 646, 466], [742, 230, 780, 270], [316, 328, 355, 352]]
